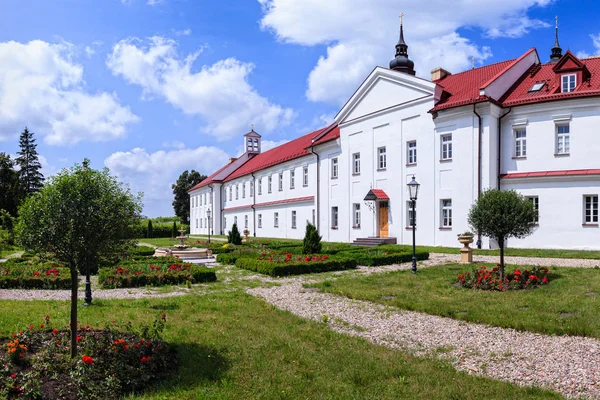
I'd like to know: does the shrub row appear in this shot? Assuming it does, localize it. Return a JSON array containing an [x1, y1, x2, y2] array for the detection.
[[216, 251, 261, 265], [131, 223, 189, 238], [337, 250, 429, 266], [0, 264, 71, 289], [235, 256, 357, 276], [99, 264, 216, 288]]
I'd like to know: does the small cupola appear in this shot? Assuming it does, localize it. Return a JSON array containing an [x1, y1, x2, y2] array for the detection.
[[550, 16, 563, 63], [244, 125, 261, 155], [389, 13, 415, 76]]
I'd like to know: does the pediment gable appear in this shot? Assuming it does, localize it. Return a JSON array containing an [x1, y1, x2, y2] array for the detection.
[[335, 67, 435, 124], [553, 50, 585, 72]]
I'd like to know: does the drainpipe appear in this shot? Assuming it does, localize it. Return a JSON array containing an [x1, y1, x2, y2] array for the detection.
[[251, 172, 257, 237], [497, 108, 512, 190], [208, 184, 214, 237], [473, 104, 483, 248], [219, 183, 224, 235], [309, 146, 320, 233]]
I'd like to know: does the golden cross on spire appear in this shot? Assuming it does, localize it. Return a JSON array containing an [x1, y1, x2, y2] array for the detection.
[[251, 124, 254, 131], [555, 15, 558, 29], [399, 12, 404, 26]]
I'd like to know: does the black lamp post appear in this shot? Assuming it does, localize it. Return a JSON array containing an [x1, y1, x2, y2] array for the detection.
[[84, 266, 92, 305], [207, 208, 212, 245], [407, 176, 420, 274]]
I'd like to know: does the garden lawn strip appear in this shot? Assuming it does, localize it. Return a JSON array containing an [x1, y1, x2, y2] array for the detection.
[[430, 252, 600, 268], [249, 281, 596, 399], [0, 292, 559, 399]]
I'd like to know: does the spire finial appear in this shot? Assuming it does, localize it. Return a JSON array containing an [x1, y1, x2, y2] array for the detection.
[[251, 124, 254, 131], [471, 57, 475, 69], [399, 12, 404, 26], [555, 15, 558, 29], [550, 15, 562, 63]]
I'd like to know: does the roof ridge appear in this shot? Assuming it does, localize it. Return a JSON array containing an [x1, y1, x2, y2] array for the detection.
[[438, 58, 516, 81]]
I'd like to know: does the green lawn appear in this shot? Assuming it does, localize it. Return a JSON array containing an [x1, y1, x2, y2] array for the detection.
[[415, 245, 600, 260], [311, 263, 600, 338], [0, 292, 560, 399]]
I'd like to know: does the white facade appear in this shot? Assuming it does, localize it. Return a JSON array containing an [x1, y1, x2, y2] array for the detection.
[[190, 47, 600, 249]]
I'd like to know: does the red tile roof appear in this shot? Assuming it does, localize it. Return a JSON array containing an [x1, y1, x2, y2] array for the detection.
[[223, 127, 328, 182], [501, 169, 600, 179], [311, 124, 340, 147], [188, 162, 232, 192], [501, 56, 600, 107], [431, 59, 516, 111], [223, 196, 314, 212]]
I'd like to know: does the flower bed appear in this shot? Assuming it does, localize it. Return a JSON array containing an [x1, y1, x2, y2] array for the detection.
[[0, 263, 71, 289], [337, 249, 430, 267], [457, 264, 550, 291], [0, 314, 177, 399], [98, 262, 216, 288], [235, 255, 356, 276]]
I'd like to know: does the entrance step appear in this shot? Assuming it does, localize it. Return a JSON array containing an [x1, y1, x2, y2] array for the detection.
[[351, 237, 397, 247]]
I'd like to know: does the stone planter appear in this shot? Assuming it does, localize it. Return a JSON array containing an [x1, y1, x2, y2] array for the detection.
[[458, 235, 474, 264]]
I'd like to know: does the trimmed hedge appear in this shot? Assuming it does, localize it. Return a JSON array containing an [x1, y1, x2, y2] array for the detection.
[[0, 264, 71, 289], [129, 245, 156, 257], [337, 250, 429, 266], [216, 251, 261, 265], [99, 264, 216, 288], [235, 256, 357, 276]]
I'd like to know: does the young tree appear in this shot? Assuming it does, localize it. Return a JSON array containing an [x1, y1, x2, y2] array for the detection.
[[16, 127, 44, 194], [227, 223, 242, 245], [303, 222, 322, 254], [147, 219, 154, 238], [172, 221, 178, 238], [16, 160, 142, 358], [172, 170, 206, 225], [468, 189, 537, 280], [0, 153, 22, 216]]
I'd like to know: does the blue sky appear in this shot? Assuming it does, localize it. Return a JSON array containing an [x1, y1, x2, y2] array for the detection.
[[0, 0, 599, 217]]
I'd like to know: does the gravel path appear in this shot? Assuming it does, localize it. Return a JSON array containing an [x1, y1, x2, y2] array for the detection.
[[432, 252, 600, 268], [249, 281, 600, 399]]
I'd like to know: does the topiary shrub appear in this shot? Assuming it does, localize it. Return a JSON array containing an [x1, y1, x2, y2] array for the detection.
[[147, 220, 153, 238], [235, 255, 356, 276], [171, 221, 177, 238], [303, 223, 322, 254], [228, 223, 242, 245]]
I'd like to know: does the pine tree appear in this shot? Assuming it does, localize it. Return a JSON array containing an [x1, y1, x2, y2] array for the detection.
[[227, 223, 242, 245], [16, 127, 44, 194], [303, 222, 322, 254], [172, 221, 178, 238], [147, 220, 153, 238]]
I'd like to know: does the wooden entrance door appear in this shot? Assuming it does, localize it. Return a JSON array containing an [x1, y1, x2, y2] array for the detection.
[[379, 202, 389, 238]]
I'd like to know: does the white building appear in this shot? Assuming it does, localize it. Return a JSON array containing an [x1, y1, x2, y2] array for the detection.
[[190, 21, 600, 250]]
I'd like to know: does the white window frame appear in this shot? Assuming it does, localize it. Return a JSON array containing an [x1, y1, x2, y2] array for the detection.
[[291, 210, 297, 229], [224, 217, 227, 230], [244, 215, 248, 229], [278, 172, 283, 191], [514, 129, 527, 157], [556, 124, 570, 155], [242, 183, 246, 198], [235, 184, 239, 200], [258, 178, 262, 195], [250, 180, 254, 197], [331, 157, 338, 179], [274, 212, 279, 228], [290, 169, 295, 189], [526, 196, 539, 224], [377, 147, 387, 170], [258, 214, 262, 228], [406, 201, 416, 228], [353, 203, 361, 228], [441, 199, 452, 228], [352, 153, 361, 175], [303, 166, 309, 187], [234, 216, 237, 227], [331, 206, 338, 229], [562, 74, 576, 93], [229, 187, 232, 201], [268, 176, 272, 193], [196, 219, 199, 229], [584, 195, 599, 224], [312, 209, 315, 226], [441, 134, 452, 161], [407, 141, 417, 165]]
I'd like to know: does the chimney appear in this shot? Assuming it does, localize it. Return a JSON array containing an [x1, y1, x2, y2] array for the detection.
[[229, 157, 237, 164], [431, 67, 451, 82]]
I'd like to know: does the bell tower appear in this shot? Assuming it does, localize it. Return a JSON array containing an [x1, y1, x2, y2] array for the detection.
[[244, 125, 261, 155]]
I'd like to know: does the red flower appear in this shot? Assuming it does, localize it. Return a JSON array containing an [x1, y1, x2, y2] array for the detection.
[[76, 336, 82, 342], [529, 275, 538, 280], [514, 269, 521, 275], [45, 314, 50, 320], [40, 324, 44, 328], [29, 325, 34, 330], [81, 355, 94, 365], [542, 276, 549, 284], [10, 374, 16, 380], [53, 329, 58, 334], [85, 325, 90, 329], [323, 255, 328, 259], [141, 356, 148, 363], [162, 313, 166, 320], [12, 333, 16, 338]]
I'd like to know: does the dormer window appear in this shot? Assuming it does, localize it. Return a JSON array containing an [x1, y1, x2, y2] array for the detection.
[[561, 74, 576, 93]]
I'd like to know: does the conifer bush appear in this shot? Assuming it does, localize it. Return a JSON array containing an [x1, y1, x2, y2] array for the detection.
[[303, 223, 322, 254], [171, 221, 177, 238], [228, 223, 243, 245], [147, 220, 153, 238]]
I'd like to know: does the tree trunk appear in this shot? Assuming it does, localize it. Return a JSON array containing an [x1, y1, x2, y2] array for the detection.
[[499, 237, 505, 282], [70, 267, 78, 358]]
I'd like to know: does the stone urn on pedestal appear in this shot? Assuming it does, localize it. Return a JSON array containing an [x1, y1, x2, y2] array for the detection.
[[457, 232, 474, 264], [243, 229, 250, 242]]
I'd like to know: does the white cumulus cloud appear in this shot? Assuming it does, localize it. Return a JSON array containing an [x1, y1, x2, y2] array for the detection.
[[259, 0, 553, 105], [105, 146, 230, 216], [106, 36, 294, 141], [577, 33, 600, 59], [0, 40, 138, 145]]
